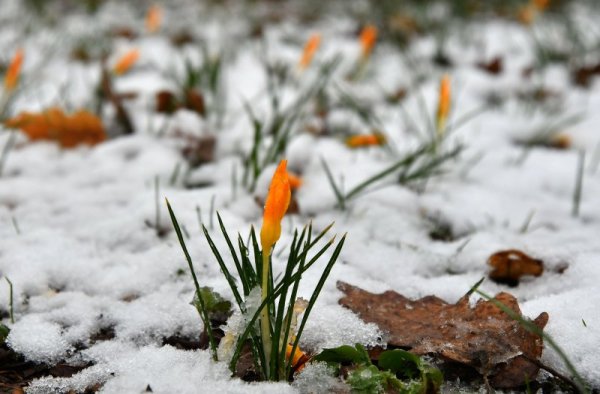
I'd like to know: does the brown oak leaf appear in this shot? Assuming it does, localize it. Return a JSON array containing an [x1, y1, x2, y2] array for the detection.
[[337, 281, 548, 389]]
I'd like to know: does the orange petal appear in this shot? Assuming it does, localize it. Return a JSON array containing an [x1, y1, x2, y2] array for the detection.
[[359, 24, 378, 59], [145, 5, 162, 33], [436, 74, 451, 133], [286, 344, 309, 373], [4, 49, 24, 92], [113, 49, 140, 75], [287, 171, 303, 190], [299, 33, 321, 70], [346, 133, 386, 148], [260, 160, 291, 252]]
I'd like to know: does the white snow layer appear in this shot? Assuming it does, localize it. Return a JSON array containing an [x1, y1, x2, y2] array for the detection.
[[0, 0, 599, 392]]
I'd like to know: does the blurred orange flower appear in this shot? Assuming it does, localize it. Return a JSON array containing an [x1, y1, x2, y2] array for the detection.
[[287, 171, 303, 190], [346, 133, 386, 148], [299, 33, 321, 70], [113, 49, 140, 75], [260, 160, 291, 254], [436, 74, 451, 134], [518, 0, 549, 24], [5, 107, 106, 148], [4, 49, 24, 92], [359, 24, 378, 59], [145, 5, 162, 33]]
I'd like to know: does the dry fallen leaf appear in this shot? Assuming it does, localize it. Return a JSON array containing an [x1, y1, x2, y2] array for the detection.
[[5, 108, 106, 148], [488, 249, 544, 286], [337, 281, 548, 389], [155, 89, 205, 117], [181, 134, 216, 167], [476, 56, 503, 75], [572, 62, 600, 88]]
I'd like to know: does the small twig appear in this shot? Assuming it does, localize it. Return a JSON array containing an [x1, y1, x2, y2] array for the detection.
[[589, 141, 600, 175], [572, 150, 585, 218], [520, 210, 536, 234], [209, 194, 216, 230], [11, 216, 20, 235], [5, 277, 14, 324], [196, 205, 202, 231], [231, 163, 238, 201], [0, 131, 17, 177], [154, 176, 160, 231], [169, 162, 181, 186]]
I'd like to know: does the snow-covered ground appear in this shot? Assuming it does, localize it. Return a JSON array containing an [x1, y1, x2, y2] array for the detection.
[[0, 0, 599, 392]]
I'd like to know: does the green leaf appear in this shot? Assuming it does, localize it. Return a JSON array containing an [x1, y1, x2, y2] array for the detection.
[[0, 323, 9, 344], [191, 287, 232, 319], [378, 349, 421, 379], [347, 365, 400, 394], [378, 349, 443, 393], [313, 344, 370, 365], [422, 365, 443, 393]]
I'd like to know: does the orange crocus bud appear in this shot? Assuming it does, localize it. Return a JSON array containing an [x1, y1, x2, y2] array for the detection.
[[359, 24, 378, 59], [113, 49, 140, 75], [145, 5, 162, 33], [4, 49, 24, 92], [287, 171, 303, 190], [299, 33, 321, 70], [286, 344, 309, 373], [346, 133, 386, 148], [436, 74, 451, 135], [260, 160, 291, 253]]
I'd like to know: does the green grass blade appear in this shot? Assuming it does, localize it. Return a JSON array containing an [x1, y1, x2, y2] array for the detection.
[[217, 213, 248, 295], [345, 144, 432, 201], [320, 157, 345, 209], [202, 224, 244, 308], [166, 199, 218, 360]]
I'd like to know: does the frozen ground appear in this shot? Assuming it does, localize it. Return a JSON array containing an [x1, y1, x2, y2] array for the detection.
[[0, 0, 599, 392]]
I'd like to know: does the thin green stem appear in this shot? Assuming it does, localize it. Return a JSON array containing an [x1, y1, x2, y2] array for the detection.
[[5, 277, 14, 324], [572, 150, 585, 218], [260, 249, 272, 379], [0, 131, 17, 178]]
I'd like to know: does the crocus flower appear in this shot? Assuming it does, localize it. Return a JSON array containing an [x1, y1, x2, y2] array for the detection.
[[436, 74, 451, 135], [346, 133, 386, 148], [260, 160, 292, 254], [259, 159, 291, 370], [359, 24, 378, 59], [298, 33, 321, 70], [145, 5, 162, 33], [113, 49, 140, 75], [4, 49, 24, 92]]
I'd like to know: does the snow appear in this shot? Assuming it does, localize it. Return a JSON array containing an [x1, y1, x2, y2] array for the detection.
[[0, 0, 599, 392]]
